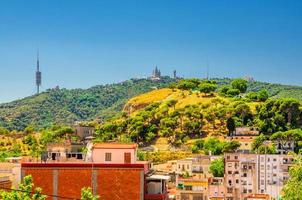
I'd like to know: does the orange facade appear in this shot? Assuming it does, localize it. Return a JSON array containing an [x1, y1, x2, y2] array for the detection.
[[22, 163, 144, 200]]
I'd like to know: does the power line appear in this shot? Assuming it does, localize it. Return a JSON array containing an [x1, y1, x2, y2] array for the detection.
[[0, 187, 81, 200]]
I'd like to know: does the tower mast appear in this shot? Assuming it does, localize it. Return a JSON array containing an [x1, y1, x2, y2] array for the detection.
[[36, 50, 42, 94]]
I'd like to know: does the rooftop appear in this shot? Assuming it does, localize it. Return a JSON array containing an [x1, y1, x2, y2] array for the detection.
[[93, 143, 137, 149]]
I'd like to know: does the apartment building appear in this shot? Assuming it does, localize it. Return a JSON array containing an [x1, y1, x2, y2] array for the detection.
[[225, 153, 294, 200], [257, 154, 294, 199], [224, 153, 258, 200], [208, 177, 225, 200]]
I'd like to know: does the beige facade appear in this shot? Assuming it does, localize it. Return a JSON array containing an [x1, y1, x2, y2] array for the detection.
[[208, 177, 225, 200], [224, 153, 258, 200], [176, 174, 209, 200], [176, 156, 212, 176], [224, 153, 294, 200]]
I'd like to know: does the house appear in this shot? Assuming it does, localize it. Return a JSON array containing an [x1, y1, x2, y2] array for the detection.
[[233, 127, 259, 137], [45, 142, 85, 162], [22, 142, 170, 200], [176, 156, 212, 177], [274, 141, 295, 154], [92, 143, 138, 164], [75, 125, 95, 140]]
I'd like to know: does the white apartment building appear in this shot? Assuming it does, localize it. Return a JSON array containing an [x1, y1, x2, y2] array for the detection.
[[257, 154, 294, 199]]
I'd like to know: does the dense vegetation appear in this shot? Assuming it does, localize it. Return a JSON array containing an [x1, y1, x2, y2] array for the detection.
[[94, 78, 302, 155], [0, 77, 176, 130]]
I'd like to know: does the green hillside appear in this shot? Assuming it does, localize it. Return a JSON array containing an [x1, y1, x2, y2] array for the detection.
[[0, 77, 176, 130], [1, 77, 302, 131]]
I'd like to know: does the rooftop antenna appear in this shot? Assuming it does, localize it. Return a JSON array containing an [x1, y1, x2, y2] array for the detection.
[[35, 50, 42, 94]]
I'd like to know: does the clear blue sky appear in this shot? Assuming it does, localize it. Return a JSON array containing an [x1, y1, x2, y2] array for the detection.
[[0, 0, 302, 103]]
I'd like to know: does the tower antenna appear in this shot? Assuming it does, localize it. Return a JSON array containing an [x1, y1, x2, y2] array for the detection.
[[35, 50, 42, 94], [206, 59, 209, 80]]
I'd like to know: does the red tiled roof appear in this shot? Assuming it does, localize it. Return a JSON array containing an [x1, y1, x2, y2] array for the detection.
[[93, 143, 137, 149]]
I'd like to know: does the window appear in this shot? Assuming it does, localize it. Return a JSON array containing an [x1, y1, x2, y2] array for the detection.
[[124, 152, 131, 164], [235, 156, 238, 159], [187, 164, 190, 170], [227, 188, 233, 193], [236, 179, 239, 184], [105, 153, 112, 161]]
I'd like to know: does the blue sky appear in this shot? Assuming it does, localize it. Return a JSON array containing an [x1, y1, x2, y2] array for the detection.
[[0, 0, 302, 103]]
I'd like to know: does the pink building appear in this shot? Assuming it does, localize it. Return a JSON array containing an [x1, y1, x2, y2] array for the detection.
[[92, 143, 138, 164]]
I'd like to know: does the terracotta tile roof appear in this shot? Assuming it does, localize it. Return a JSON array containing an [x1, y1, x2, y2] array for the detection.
[[93, 143, 137, 149]]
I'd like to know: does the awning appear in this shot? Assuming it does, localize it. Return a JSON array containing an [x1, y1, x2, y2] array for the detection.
[[147, 175, 170, 180]]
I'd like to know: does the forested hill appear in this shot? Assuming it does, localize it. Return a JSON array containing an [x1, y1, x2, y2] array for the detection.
[[1, 77, 302, 131], [0, 77, 176, 130]]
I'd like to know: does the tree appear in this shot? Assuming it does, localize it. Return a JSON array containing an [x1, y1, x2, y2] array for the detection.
[[231, 79, 248, 93], [0, 175, 47, 200], [219, 85, 230, 96], [210, 158, 224, 177], [222, 141, 241, 153], [226, 118, 236, 136], [257, 89, 269, 101], [226, 89, 240, 97], [282, 156, 302, 200], [270, 129, 302, 152], [198, 82, 217, 96], [81, 187, 99, 200]]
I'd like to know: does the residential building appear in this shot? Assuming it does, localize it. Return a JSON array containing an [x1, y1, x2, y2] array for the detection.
[[274, 141, 295, 154], [176, 173, 209, 200], [176, 156, 212, 176], [145, 174, 170, 200], [91, 143, 138, 164], [225, 152, 295, 200], [224, 153, 258, 200], [22, 143, 169, 200], [45, 142, 85, 162], [0, 162, 21, 188], [232, 127, 259, 137], [75, 125, 95, 140], [208, 177, 225, 200], [257, 154, 294, 199]]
